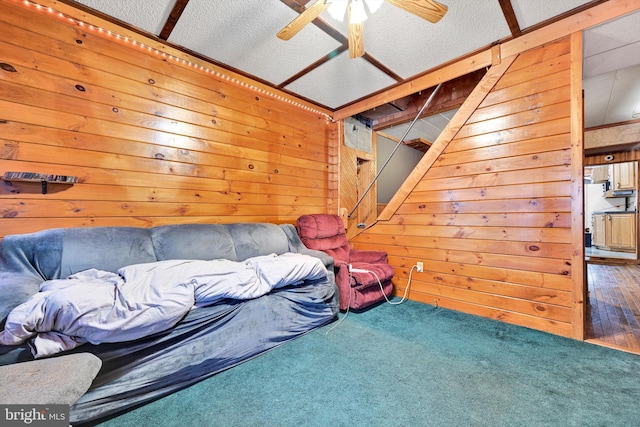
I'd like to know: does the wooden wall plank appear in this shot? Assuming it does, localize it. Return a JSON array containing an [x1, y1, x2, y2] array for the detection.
[[0, 0, 331, 239], [2, 139, 328, 185], [409, 181, 572, 202], [378, 55, 519, 221], [415, 165, 572, 191], [570, 31, 586, 339], [453, 102, 570, 140], [492, 53, 571, 91], [0, 0, 332, 120], [468, 86, 571, 124], [447, 118, 571, 153], [384, 212, 571, 228], [382, 252, 573, 291], [480, 72, 569, 110], [356, 232, 573, 258], [0, 39, 326, 143], [436, 136, 572, 168], [353, 37, 577, 337], [406, 291, 573, 337], [402, 279, 572, 321], [393, 271, 572, 307], [426, 150, 571, 179], [0, 199, 315, 218], [373, 222, 571, 243]]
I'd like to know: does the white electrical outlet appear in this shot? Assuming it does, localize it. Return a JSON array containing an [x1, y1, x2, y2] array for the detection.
[[416, 262, 423, 272]]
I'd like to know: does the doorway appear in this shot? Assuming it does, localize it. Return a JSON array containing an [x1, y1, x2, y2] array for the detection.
[[355, 157, 376, 227], [581, 9, 640, 351], [584, 161, 638, 263], [584, 161, 639, 353]]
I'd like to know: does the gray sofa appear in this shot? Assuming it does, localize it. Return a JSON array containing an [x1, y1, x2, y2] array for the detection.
[[0, 222, 338, 424]]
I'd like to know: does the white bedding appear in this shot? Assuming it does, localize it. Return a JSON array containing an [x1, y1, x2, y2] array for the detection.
[[0, 253, 327, 358]]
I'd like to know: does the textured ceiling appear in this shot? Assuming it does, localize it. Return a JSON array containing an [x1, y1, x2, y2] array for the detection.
[[69, 0, 639, 132], [582, 9, 640, 127]]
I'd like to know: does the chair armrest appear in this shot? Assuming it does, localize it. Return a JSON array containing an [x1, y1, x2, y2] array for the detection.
[[350, 250, 388, 264]]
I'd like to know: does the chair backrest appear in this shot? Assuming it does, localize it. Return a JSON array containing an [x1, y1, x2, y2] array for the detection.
[[296, 214, 351, 264]]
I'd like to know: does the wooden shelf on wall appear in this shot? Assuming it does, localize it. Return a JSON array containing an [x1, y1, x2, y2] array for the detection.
[[2, 172, 78, 194]]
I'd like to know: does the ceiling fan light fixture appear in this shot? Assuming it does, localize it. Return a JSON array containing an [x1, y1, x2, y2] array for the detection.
[[364, 0, 385, 14], [277, 0, 448, 60], [349, 0, 368, 24], [328, 0, 384, 21], [327, 0, 348, 21]]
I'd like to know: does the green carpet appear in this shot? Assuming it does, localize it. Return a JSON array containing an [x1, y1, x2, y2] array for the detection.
[[97, 300, 640, 427]]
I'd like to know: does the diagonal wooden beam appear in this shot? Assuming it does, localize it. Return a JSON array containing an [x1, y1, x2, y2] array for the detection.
[[372, 68, 486, 130], [498, 0, 521, 38], [159, 0, 191, 40], [377, 53, 518, 221]]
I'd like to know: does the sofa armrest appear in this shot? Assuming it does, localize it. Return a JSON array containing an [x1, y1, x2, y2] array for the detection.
[[0, 353, 102, 405], [305, 249, 334, 272], [350, 249, 388, 264], [280, 224, 334, 271]]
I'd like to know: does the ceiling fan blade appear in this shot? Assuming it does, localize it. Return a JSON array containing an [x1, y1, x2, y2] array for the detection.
[[277, 0, 331, 41], [384, 0, 448, 23]]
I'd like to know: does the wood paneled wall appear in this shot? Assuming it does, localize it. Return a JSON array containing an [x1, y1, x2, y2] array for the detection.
[[0, 0, 334, 239], [339, 121, 378, 239], [352, 37, 577, 338]]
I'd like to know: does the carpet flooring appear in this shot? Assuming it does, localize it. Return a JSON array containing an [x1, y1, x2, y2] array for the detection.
[[97, 300, 640, 427]]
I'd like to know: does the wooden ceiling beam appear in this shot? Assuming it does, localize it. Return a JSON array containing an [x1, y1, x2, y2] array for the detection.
[[159, 0, 191, 40], [377, 132, 433, 153], [372, 68, 486, 130], [333, 48, 492, 120], [498, 0, 522, 38], [403, 138, 432, 153], [335, 0, 632, 121], [278, 0, 403, 88], [500, 0, 618, 59]]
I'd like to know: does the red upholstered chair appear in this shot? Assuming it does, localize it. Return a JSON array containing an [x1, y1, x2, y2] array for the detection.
[[296, 214, 394, 311]]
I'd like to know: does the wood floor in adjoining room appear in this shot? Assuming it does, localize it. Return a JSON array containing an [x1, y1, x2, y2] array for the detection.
[[586, 263, 640, 353]]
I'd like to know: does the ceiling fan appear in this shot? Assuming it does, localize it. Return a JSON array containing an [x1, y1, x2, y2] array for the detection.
[[276, 0, 448, 58]]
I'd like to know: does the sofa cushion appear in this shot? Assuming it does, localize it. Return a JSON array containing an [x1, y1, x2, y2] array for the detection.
[[0, 229, 64, 281], [59, 227, 156, 277], [297, 214, 344, 239], [227, 223, 290, 261], [296, 215, 351, 264], [151, 224, 237, 261]]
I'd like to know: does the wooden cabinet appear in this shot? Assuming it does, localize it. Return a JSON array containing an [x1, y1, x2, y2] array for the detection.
[[586, 165, 609, 183], [593, 214, 607, 247], [609, 213, 637, 250], [593, 213, 637, 252], [612, 162, 636, 191]]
